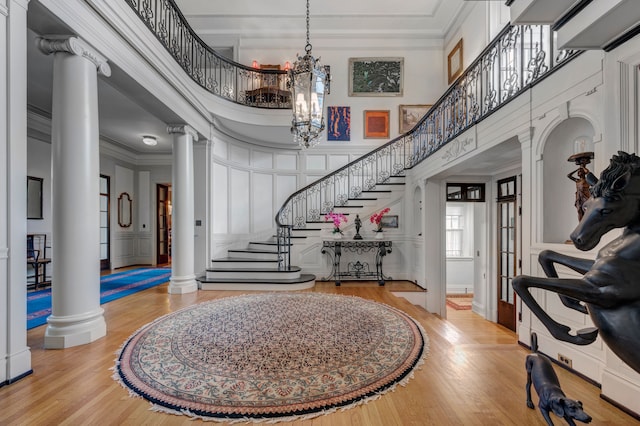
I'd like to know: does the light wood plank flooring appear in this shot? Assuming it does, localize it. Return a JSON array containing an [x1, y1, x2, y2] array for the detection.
[[2, 280, 638, 425]]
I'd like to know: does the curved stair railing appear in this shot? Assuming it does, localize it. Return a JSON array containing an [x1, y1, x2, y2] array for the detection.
[[125, 0, 290, 109], [275, 23, 581, 270]]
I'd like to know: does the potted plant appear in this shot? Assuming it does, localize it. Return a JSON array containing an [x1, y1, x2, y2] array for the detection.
[[325, 211, 348, 239], [370, 207, 390, 239]]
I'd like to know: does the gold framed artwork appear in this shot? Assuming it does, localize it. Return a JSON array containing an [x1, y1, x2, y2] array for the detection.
[[447, 38, 463, 84], [399, 104, 432, 133], [364, 110, 390, 139]]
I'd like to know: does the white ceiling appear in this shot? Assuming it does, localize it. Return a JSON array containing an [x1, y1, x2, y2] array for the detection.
[[175, 0, 466, 45]]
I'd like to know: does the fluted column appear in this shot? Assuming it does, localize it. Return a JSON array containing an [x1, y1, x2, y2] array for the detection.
[[38, 36, 111, 348], [167, 125, 198, 294]]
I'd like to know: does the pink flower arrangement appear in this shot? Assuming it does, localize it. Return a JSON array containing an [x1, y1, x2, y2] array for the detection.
[[325, 211, 348, 234], [370, 207, 390, 231]]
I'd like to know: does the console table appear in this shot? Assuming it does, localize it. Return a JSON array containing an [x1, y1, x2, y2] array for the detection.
[[321, 240, 392, 286]]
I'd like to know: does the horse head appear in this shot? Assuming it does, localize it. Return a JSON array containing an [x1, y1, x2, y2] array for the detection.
[[570, 151, 640, 251]]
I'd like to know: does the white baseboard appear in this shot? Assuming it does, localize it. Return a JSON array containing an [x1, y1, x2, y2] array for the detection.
[[601, 368, 640, 417]]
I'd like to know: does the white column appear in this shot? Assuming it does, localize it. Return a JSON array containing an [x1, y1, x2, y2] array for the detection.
[[1, 0, 32, 383], [167, 125, 198, 294], [38, 37, 111, 348]]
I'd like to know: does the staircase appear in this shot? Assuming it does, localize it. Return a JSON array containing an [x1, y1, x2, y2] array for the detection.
[[190, 23, 581, 290], [197, 176, 406, 290]]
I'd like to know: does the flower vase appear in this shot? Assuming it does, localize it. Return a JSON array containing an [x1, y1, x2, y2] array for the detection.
[[375, 230, 384, 240], [333, 229, 343, 239]]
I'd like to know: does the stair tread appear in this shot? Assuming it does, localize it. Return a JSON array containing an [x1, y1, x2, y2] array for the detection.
[[207, 266, 300, 273], [377, 182, 405, 185], [198, 273, 315, 284], [362, 190, 392, 193], [212, 257, 279, 263], [228, 248, 283, 253], [348, 197, 377, 201]]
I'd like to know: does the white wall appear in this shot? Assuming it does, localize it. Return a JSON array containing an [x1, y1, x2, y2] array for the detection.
[[26, 138, 52, 236], [238, 40, 446, 147]]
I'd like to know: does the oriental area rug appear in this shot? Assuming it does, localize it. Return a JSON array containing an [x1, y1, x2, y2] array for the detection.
[[113, 292, 428, 423]]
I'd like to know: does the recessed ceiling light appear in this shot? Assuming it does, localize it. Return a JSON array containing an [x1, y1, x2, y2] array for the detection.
[[142, 135, 157, 146]]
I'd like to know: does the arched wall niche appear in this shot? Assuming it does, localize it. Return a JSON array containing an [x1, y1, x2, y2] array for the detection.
[[542, 117, 595, 243]]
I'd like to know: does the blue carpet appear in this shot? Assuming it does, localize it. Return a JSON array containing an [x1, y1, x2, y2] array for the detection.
[[27, 267, 171, 330]]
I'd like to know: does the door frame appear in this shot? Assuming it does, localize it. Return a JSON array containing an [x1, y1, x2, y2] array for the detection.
[[496, 175, 518, 331], [99, 174, 110, 271], [156, 183, 171, 265]]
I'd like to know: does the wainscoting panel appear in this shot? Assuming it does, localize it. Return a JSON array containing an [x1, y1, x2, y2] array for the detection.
[[213, 163, 229, 233], [251, 150, 273, 169], [276, 175, 297, 209], [329, 154, 350, 170], [112, 233, 136, 269], [275, 154, 297, 170], [230, 168, 250, 234], [229, 144, 250, 166], [137, 233, 152, 259], [306, 154, 326, 170], [252, 173, 274, 231]]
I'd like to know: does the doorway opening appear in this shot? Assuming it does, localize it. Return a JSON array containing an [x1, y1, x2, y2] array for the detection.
[[157, 184, 172, 266], [445, 183, 486, 315]]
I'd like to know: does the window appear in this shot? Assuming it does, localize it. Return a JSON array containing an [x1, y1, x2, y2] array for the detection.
[[446, 214, 463, 257], [446, 183, 485, 202]]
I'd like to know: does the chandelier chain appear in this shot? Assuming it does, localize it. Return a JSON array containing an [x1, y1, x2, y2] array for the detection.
[[305, 0, 311, 53]]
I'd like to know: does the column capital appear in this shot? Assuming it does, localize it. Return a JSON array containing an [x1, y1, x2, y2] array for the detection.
[[167, 124, 198, 140], [37, 36, 111, 77]]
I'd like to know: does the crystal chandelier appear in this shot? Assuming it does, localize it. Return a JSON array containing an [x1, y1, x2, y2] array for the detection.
[[288, 0, 330, 149]]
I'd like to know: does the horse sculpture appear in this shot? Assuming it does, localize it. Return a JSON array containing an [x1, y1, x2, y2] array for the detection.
[[513, 151, 640, 375]]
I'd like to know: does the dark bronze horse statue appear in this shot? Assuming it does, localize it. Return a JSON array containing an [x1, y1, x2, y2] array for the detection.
[[513, 151, 640, 375]]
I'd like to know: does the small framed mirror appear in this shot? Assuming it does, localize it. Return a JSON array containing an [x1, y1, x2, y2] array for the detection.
[[27, 176, 43, 219], [118, 192, 132, 228]]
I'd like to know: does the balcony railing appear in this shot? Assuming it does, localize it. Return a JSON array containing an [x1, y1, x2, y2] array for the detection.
[[275, 24, 581, 269], [125, 0, 290, 109]]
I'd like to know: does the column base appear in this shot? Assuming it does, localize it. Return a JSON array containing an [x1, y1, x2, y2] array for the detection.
[[44, 308, 106, 349], [168, 274, 198, 294]]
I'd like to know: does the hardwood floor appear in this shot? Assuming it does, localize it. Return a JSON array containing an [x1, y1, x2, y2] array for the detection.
[[2, 280, 638, 425]]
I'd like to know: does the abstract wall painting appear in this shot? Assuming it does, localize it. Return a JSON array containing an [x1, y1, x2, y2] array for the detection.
[[327, 106, 351, 141]]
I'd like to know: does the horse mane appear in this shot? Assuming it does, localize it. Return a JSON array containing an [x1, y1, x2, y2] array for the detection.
[[591, 151, 640, 200]]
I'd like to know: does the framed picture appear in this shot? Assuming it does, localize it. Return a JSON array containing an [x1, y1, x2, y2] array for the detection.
[[399, 104, 432, 133], [364, 110, 390, 139], [447, 39, 463, 84], [349, 57, 403, 96], [380, 215, 398, 228], [327, 106, 351, 141]]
